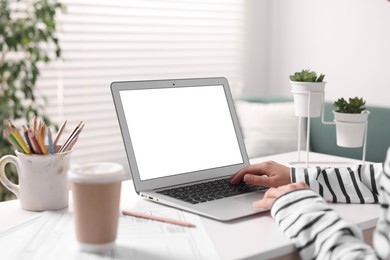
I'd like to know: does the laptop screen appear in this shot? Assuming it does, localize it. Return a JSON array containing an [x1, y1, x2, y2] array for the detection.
[[119, 84, 243, 181]]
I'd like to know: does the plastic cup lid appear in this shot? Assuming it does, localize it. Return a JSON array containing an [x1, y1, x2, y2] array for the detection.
[[68, 162, 126, 184]]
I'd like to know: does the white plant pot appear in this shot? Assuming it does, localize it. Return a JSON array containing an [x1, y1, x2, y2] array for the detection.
[[291, 81, 326, 118], [333, 110, 370, 148]]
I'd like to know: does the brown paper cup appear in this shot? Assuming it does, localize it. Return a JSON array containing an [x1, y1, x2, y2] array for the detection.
[[69, 162, 125, 253]]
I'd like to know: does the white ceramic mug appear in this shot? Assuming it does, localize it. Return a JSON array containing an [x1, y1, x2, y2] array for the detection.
[[0, 150, 72, 211]]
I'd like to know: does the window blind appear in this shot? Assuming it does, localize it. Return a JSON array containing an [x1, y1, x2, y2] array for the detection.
[[36, 0, 245, 170]]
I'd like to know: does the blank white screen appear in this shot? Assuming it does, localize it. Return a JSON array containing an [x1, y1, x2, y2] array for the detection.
[[119, 85, 243, 181]]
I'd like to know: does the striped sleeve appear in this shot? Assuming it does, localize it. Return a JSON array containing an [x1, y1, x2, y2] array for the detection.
[[271, 189, 378, 259], [291, 164, 383, 203], [373, 148, 390, 259]]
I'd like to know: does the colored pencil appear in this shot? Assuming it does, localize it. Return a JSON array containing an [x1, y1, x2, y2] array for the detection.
[[59, 123, 84, 153], [27, 130, 42, 154], [35, 132, 48, 154], [66, 136, 79, 152], [54, 120, 67, 149], [48, 128, 55, 154], [4, 119, 83, 155], [122, 210, 196, 228], [32, 116, 37, 135], [8, 121, 31, 154], [8, 133, 24, 153], [41, 122, 46, 141], [3, 130, 22, 152], [59, 121, 82, 152], [11, 131, 31, 154], [23, 126, 33, 153]]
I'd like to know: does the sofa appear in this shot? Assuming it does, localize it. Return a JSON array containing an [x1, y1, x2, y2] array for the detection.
[[235, 97, 390, 163]]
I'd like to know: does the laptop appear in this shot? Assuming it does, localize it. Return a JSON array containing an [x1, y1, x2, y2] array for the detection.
[[111, 77, 268, 221]]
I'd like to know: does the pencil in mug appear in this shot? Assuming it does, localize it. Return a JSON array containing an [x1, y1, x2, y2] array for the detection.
[[3, 130, 23, 153], [58, 122, 84, 153], [47, 128, 55, 154], [41, 122, 46, 141], [27, 129, 42, 154], [58, 121, 79, 150], [4, 119, 83, 155], [66, 136, 79, 152], [32, 116, 37, 135], [22, 126, 33, 153], [53, 120, 67, 151], [60, 123, 84, 152], [37, 120, 42, 137], [8, 121, 31, 154], [35, 131, 48, 154]]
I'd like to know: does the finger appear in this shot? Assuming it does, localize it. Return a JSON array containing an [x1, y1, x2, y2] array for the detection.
[[293, 182, 309, 189], [252, 187, 279, 208], [230, 161, 277, 184], [243, 174, 283, 188], [229, 170, 243, 184], [253, 183, 310, 211], [243, 174, 272, 187], [263, 187, 285, 199], [271, 183, 309, 197], [286, 182, 309, 191], [230, 164, 262, 184], [253, 198, 274, 209]]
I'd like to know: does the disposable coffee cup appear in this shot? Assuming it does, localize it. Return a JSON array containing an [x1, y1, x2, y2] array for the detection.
[[69, 162, 125, 253]]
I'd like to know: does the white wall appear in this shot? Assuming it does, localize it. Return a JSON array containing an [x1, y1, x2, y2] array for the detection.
[[243, 0, 270, 96], [245, 0, 390, 107]]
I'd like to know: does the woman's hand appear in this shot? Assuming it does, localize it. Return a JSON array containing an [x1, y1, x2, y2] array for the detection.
[[253, 182, 309, 210], [230, 161, 291, 188]]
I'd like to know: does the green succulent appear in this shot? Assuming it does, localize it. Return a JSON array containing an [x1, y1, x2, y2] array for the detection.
[[290, 69, 325, 82], [333, 97, 366, 114]]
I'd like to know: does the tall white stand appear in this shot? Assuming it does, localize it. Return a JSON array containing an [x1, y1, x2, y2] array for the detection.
[[291, 90, 368, 167], [292, 89, 316, 168]]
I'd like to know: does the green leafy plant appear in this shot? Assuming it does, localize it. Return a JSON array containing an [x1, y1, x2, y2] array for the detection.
[[0, 0, 64, 201], [333, 97, 366, 114], [290, 69, 325, 82]]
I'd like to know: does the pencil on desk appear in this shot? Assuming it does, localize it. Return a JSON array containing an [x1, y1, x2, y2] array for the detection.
[[122, 210, 196, 228]]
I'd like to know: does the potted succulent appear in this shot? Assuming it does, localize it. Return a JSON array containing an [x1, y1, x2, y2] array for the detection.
[[333, 97, 369, 148], [290, 69, 326, 117]]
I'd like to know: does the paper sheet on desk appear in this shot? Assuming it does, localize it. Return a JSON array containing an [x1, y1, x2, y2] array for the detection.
[[0, 208, 220, 260]]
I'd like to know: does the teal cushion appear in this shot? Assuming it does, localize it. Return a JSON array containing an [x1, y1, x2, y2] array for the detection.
[[310, 103, 390, 163], [236, 96, 293, 104]]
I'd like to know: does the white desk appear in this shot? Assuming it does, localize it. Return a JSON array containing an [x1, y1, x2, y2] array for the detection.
[[0, 152, 380, 259]]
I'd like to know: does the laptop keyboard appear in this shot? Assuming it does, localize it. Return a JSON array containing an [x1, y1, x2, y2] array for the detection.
[[156, 178, 267, 204]]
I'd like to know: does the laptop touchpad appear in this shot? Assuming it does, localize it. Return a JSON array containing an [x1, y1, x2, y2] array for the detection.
[[233, 192, 264, 203]]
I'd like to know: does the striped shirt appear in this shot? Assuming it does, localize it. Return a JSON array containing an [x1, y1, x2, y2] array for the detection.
[[271, 148, 390, 259]]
